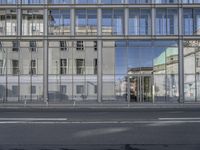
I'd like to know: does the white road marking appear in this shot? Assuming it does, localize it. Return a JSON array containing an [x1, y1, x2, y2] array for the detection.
[[0, 120, 200, 124], [0, 118, 68, 121], [0, 117, 200, 124], [159, 118, 200, 120]]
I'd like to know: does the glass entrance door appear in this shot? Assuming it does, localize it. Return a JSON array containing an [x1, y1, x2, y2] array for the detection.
[[129, 75, 153, 102]]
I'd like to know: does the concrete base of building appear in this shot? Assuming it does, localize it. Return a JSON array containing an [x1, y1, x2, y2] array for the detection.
[[0, 101, 200, 110]]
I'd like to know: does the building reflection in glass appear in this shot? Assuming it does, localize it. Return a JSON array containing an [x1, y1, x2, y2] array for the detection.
[[103, 40, 179, 102]]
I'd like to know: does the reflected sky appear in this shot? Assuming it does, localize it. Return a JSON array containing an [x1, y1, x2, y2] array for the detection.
[[115, 40, 178, 75]]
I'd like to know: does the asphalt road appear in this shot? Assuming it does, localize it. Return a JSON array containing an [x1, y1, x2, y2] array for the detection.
[[0, 108, 200, 150]]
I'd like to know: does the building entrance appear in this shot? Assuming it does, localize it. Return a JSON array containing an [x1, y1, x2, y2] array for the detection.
[[129, 75, 153, 102]]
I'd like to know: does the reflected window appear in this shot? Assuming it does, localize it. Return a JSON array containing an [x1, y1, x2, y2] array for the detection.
[[22, 9, 44, 35], [22, 0, 43, 4], [94, 58, 97, 74], [12, 85, 19, 97], [75, 9, 97, 35], [48, 9, 70, 35], [102, 9, 124, 35], [60, 41, 68, 51], [31, 86, 36, 94], [76, 85, 84, 94], [76, 59, 85, 75], [60, 59, 67, 75], [128, 0, 151, 4], [12, 59, 19, 75], [30, 60, 36, 75], [48, 0, 71, 4], [76, 0, 97, 4], [30, 41, 36, 52], [0, 59, 3, 75], [101, 0, 124, 4], [12, 40, 18, 51], [184, 40, 200, 101], [0, 0, 16, 4], [155, 0, 178, 3], [76, 41, 84, 50], [94, 41, 97, 51], [0, 9, 17, 36], [60, 85, 67, 94]]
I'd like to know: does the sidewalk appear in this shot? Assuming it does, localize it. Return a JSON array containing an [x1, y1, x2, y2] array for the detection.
[[0, 101, 200, 110]]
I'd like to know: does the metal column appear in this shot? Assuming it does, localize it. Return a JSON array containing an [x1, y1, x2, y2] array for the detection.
[[70, 8, 75, 36], [97, 8, 102, 103], [43, 1, 48, 104], [125, 7, 129, 36], [178, 6, 184, 103], [151, 7, 155, 36]]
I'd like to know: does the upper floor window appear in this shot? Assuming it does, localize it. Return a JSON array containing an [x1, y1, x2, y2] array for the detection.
[[48, 9, 70, 35], [183, 8, 200, 35], [48, 0, 71, 4], [22, 0, 43, 4], [156, 8, 178, 35], [76, 0, 97, 4], [0, 0, 16, 4], [182, 0, 200, 4], [22, 9, 44, 36], [0, 9, 17, 36], [75, 9, 97, 35], [129, 9, 151, 35], [101, 0, 124, 4], [155, 0, 178, 3], [128, 0, 151, 4], [102, 9, 124, 35]]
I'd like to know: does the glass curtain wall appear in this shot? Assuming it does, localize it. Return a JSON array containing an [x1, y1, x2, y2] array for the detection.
[[129, 9, 151, 35], [102, 40, 179, 102], [75, 9, 97, 35], [19, 41, 43, 102], [0, 9, 16, 36], [183, 8, 200, 35], [0, 0, 16, 4], [48, 0, 71, 4], [184, 40, 200, 101], [156, 8, 178, 35], [48, 9, 70, 35], [22, 0, 43, 4], [102, 9, 124, 35], [22, 9, 44, 36], [76, 0, 97, 4], [48, 41, 97, 102], [0, 41, 43, 103], [101, 0, 124, 4]]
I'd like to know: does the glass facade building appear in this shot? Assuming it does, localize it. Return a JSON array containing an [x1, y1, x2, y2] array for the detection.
[[0, 0, 200, 104]]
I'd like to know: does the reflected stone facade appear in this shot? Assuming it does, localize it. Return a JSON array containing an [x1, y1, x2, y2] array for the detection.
[[0, 0, 200, 104]]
